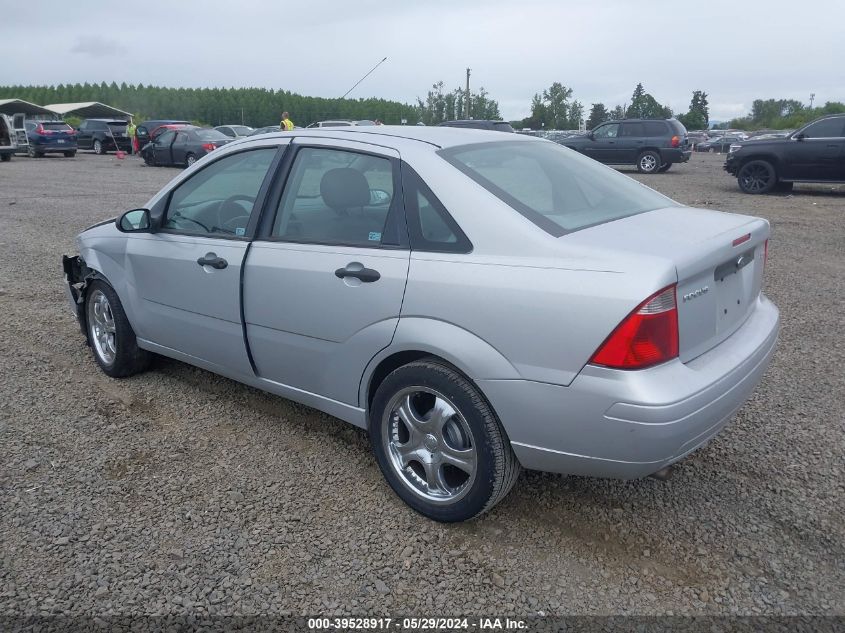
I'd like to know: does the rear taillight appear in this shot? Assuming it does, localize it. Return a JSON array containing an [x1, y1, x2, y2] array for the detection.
[[670, 135, 680, 148], [202, 143, 217, 151], [590, 285, 679, 370], [36, 124, 52, 135]]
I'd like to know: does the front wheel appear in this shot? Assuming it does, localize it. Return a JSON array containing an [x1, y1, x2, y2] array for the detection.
[[636, 151, 661, 173], [369, 358, 520, 522], [737, 160, 777, 194], [85, 280, 151, 378], [0, 153, 10, 162]]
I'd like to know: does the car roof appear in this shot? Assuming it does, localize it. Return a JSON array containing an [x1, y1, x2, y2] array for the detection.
[[244, 125, 542, 149], [84, 118, 127, 123]]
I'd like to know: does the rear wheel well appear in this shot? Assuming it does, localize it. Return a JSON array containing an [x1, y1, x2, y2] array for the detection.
[[366, 351, 487, 414]]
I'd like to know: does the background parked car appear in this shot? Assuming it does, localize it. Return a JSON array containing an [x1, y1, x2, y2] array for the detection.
[[141, 126, 233, 167], [305, 120, 376, 128], [438, 119, 515, 132], [22, 120, 77, 158], [215, 125, 254, 138], [148, 123, 190, 144], [249, 125, 282, 136], [77, 119, 131, 154], [696, 135, 744, 153], [561, 118, 690, 173], [725, 114, 845, 193], [136, 119, 190, 148]]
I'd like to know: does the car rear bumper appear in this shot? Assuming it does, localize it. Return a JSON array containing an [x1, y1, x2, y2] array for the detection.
[[663, 148, 692, 163], [28, 142, 78, 152], [478, 294, 779, 479]]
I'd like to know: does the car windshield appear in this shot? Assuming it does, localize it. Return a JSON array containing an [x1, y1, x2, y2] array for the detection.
[[195, 129, 229, 140], [230, 126, 252, 135], [439, 140, 677, 236]]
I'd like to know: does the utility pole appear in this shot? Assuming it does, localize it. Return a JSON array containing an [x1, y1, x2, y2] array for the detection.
[[465, 68, 471, 120], [809, 93, 816, 108]]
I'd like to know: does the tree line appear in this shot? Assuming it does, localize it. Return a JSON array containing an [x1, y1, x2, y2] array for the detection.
[[0, 82, 420, 127], [725, 99, 845, 130]]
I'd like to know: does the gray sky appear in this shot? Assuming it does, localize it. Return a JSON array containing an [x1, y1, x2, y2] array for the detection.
[[3, 0, 843, 122]]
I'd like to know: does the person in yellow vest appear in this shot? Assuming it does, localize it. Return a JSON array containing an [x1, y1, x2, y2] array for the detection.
[[279, 112, 294, 131], [126, 118, 137, 154]]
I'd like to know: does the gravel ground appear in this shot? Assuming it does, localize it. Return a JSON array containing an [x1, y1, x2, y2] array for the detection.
[[0, 150, 843, 620]]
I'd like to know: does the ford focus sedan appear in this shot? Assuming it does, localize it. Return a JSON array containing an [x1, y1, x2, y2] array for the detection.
[[63, 127, 779, 522]]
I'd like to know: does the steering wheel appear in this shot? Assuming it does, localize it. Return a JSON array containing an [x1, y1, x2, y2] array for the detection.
[[216, 195, 255, 234]]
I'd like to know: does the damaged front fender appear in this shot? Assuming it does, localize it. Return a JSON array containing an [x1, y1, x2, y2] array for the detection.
[[62, 255, 96, 337]]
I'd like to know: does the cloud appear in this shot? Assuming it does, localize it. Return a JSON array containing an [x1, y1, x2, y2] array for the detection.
[[70, 36, 127, 58]]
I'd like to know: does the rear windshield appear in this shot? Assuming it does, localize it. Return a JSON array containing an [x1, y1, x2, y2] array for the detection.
[[439, 140, 677, 236], [41, 122, 73, 130], [230, 125, 252, 135], [107, 121, 127, 129], [195, 129, 229, 140]]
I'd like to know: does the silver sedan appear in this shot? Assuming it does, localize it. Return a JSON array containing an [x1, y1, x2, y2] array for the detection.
[[63, 127, 779, 522]]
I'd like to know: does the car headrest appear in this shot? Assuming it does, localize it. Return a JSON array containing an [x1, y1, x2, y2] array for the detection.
[[320, 168, 370, 211]]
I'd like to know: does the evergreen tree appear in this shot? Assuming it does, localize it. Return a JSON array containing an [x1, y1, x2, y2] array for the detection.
[[586, 103, 609, 129]]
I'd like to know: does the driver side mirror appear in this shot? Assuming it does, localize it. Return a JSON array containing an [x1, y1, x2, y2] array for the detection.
[[794, 132, 806, 141], [117, 208, 151, 233], [588, 131, 595, 140]]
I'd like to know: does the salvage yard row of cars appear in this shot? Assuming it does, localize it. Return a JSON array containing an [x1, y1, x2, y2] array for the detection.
[[3, 110, 845, 193]]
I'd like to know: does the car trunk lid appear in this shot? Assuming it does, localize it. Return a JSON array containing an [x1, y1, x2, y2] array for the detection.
[[564, 206, 769, 362]]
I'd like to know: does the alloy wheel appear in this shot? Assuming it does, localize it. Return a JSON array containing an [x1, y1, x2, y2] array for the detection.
[[739, 164, 773, 193], [639, 154, 657, 172], [88, 289, 117, 365], [382, 387, 477, 505]]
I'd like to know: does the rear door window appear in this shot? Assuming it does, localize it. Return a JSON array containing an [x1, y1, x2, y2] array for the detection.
[[620, 122, 645, 137], [271, 147, 397, 247]]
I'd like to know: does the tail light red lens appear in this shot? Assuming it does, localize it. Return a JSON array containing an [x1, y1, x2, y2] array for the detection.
[[35, 124, 52, 135], [670, 135, 681, 148], [202, 143, 217, 151], [589, 285, 679, 370]]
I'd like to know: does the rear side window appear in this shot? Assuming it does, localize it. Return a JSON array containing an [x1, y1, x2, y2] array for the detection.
[[643, 121, 668, 136], [440, 141, 676, 236], [401, 164, 471, 253]]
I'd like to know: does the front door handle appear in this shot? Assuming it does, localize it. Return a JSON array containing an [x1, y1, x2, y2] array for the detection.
[[335, 263, 380, 283], [197, 253, 228, 269]]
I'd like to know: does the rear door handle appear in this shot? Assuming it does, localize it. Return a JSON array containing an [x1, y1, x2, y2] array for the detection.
[[335, 263, 380, 283], [197, 253, 228, 269]]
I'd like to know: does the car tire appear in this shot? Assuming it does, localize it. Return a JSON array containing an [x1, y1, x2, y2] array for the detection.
[[369, 358, 521, 522], [737, 160, 777, 194], [143, 152, 156, 167], [0, 153, 10, 162], [185, 153, 197, 167], [64, 151, 76, 158], [657, 162, 672, 173], [636, 151, 661, 174], [27, 146, 37, 158], [775, 181, 794, 193], [93, 139, 104, 155], [84, 279, 152, 378]]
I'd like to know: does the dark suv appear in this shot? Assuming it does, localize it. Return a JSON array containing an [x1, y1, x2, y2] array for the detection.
[[77, 119, 131, 154], [561, 119, 691, 173], [438, 120, 515, 133], [724, 114, 845, 194]]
